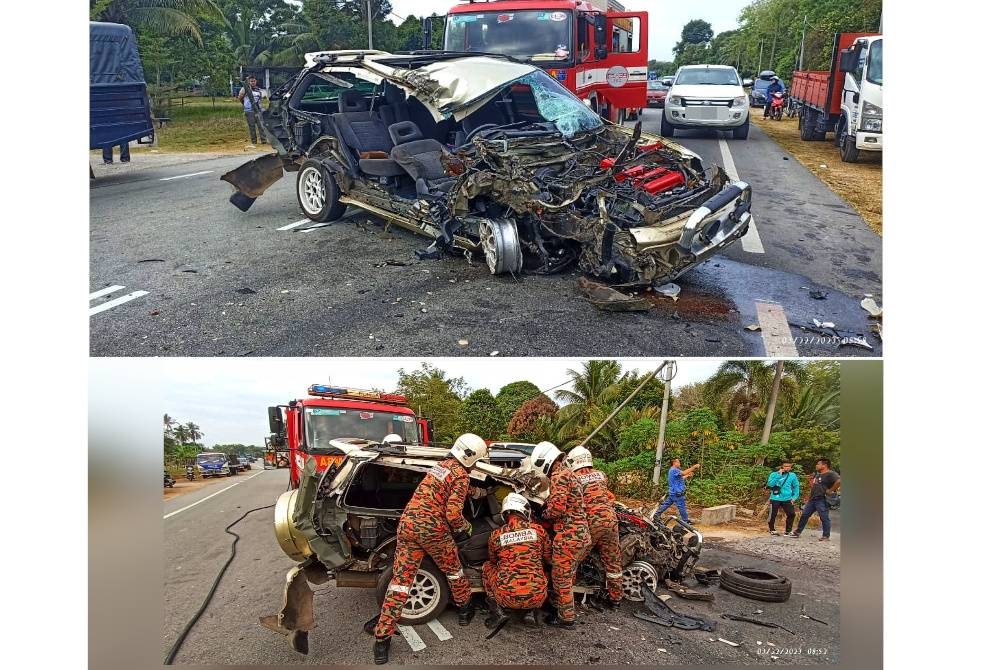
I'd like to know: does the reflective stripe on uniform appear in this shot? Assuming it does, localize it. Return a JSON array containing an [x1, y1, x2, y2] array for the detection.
[[447, 569, 465, 580], [388, 583, 411, 594], [606, 572, 623, 578]]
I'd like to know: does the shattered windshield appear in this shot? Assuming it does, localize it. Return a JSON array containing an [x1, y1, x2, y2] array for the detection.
[[304, 407, 420, 449], [866, 40, 882, 85], [510, 71, 603, 137], [675, 68, 740, 86], [445, 10, 573, 62]]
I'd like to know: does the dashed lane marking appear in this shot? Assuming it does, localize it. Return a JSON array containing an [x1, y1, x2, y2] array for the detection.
[[159, 170, 214, 181], [398, 626, 427, 652], [163, 470, 264, 519], [276, 219, 310, 231], [89, 285, 125, 300], [89, 286, 149, 316], [426, 619, 453, 641], [718, 138, 765, 254], [755, 300, 800, 357]]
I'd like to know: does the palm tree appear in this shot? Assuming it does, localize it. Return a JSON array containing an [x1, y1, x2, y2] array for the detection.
[[779, 386, 841, 432], [163, 413, 177, 435], [183, 421, 204, 445], [703, 361, 802, 433], [91, 0, 225, 45], [173, 424, 189, 445], [554, 360, 623, 433]]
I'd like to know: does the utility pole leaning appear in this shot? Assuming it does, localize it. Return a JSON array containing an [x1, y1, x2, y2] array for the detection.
[[367, 0, 374, 50], [652, 361, 677, 484]]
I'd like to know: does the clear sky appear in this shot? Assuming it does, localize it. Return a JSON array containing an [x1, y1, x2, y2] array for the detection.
[[386, 0, 747, 62], [161, 358, 732, 446]]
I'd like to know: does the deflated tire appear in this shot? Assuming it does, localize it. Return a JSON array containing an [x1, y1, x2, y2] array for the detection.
[[719, 567, 791, 602]]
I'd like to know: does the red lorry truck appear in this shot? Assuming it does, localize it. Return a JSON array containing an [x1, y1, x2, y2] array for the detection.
[[267, 384, 434, 488], [443, 0, 648, 124], [790, 32, 883, 163]]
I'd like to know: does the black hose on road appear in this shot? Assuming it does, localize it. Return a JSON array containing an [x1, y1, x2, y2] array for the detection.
[[163, 502, 276, 664]]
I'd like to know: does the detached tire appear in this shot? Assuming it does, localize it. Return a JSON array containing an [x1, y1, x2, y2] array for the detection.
[[296, 158, 346, 223], [375, 558, 449, 625], [719, 567, 791, 602]]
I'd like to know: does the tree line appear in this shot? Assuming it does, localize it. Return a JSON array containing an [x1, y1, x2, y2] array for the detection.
[[395, 360, 840, 507], [649, 0, 881, 80], [163, 413, 262, 463]]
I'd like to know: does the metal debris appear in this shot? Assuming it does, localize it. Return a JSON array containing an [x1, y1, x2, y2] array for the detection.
[[860, 297, 883, 318], [744, 324, 761, 332], [579, 278, 652, 312], [808, 290, 828, 300], [717, 638, 741, 647], [653, 282, 682, 301], [721, 613, 796, 635]]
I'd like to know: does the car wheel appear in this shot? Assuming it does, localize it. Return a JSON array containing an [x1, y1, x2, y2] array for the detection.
[[659, 112, 675, 137], [296, 159, 346, 223], [479, 219, 523, 276], [621, 560, 660, 601], [719, 567, 792, 602], [375, 559, 449, 625], [732, 117, 750, 140]]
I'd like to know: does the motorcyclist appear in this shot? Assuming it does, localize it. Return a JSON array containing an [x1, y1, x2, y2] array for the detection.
[[764, 76, 785, 118], [565, 445, 623, 609], [481, 492, 552, 628], [369, 433, 488, 664], [527, 441, 591, 629]]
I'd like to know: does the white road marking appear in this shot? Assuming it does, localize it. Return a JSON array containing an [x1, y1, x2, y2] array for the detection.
[[426, 619, 453, 641], [163, 470, 264, 519], [398, 626, 427, 652], [755, 301, 800, 357], [301, 223, 329, 233], [276, 219, 311, 231], [89, 285, 125, 300], [160, 170, 214, 181], [718, 138, 764, 254], [88, 290, 149, 316]]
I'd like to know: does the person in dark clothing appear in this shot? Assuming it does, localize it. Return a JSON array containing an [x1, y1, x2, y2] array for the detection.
[[763, 76, 785, 118], [792, 458, 840, 540], [766, 460, 800, 535], [653, 457, 699, 524], [102, 142, 130, 164]]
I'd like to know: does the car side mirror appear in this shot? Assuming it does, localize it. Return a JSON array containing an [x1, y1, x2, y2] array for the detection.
[[743, 78, 753, 87], [268, 406, 284, 434], [839, 49, 859, 73], [270, 432, 286, 448]]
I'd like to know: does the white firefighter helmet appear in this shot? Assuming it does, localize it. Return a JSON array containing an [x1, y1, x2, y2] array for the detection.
[[527, 441, 562, 476], [450, 433, 488, 467], [566, 445, 593, 471], [501, 492, 531, 519], [382, 433, 403, 444]]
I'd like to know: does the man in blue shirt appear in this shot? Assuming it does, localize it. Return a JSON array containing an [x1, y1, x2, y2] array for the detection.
[[766, 460, 800, 536], [764, 76, 784, 118], [653, 457, 699, 524]]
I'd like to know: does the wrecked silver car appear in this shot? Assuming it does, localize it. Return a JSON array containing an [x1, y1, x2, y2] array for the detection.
[[262, 439, 702, 653], [223, 51, 752, 285]]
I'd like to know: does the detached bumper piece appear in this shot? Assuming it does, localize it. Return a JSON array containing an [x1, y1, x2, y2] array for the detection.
[[259, 563, 330, 654], [676, 181, 752, 269]]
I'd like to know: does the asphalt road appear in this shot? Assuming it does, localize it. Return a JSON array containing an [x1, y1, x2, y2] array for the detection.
[[163, 468, 840, 665], [92, 111, 882, 357]]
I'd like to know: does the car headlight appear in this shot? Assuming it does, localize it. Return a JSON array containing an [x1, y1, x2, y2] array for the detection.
[[861, 117, 882, 132], [862, 101, 882, 117], [732, 96, 748, 108], [668, 95, 683, 106]]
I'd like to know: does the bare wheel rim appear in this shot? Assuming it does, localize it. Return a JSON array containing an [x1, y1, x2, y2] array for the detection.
[[480, 221, 499, 273], [478, 219, 522, 275], [402, 569, 440, 619], [621, 561, 659, 601], [298, 166, 326, 215]]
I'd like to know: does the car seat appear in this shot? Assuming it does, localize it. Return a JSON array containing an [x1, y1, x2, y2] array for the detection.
[[387, 121, 456, 195]]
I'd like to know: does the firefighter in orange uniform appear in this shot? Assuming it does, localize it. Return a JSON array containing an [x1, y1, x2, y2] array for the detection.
[[481, 492, 552, 627], [566, 445, 623, 607], [369, 434, 488, 664], [527, 441, 591, 628]]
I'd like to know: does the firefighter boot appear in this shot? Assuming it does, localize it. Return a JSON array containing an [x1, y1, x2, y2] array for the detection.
[[373, 637, 391, 665], [544, 611, 576, 630], [457, 600, 476, 626], [484, 597, 509, 629]]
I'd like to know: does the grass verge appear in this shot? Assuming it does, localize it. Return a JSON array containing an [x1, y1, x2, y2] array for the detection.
[[142, 98, 266, 154], [751, 114, 882, 235]]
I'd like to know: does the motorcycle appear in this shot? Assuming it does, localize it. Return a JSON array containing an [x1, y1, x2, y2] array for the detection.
[[769, 92, 785, 121], [185, 465, 196, 481], [163, 471, 176, 488]]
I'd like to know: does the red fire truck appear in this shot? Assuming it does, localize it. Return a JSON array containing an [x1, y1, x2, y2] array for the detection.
[[443, 0, 648, 124], [267, 384, 434, 488]]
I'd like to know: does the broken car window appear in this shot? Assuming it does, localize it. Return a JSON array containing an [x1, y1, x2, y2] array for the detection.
[[515, 71, 603, 137]]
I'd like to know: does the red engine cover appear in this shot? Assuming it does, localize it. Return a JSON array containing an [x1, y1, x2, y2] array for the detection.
[[643, 171, 686, 194]]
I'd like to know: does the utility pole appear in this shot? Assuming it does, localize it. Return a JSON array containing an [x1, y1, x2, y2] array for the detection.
[[760, 360, 784, 447], [367, 0, 374, 50], [798, 15, 808, 71], [579, 360, 668, 449], [757, 38, 764, 75], [769, 32, 777, 70], [652, 361, 677, 484]]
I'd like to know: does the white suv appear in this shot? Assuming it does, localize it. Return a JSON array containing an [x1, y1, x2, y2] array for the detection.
[[661, 64, 750, 139]]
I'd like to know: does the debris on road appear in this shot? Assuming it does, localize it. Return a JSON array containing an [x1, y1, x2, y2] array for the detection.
[[666, 580, 714, 601], [579, 278, 651, 312], [694, 568, 721, 585], [721, 613, 797, 635], [717, 637, 741, 647], [138, 258, 165, 263], [638, 584, 717, 631], [489, 351, 499, 357], [860, 297, 883, 318], [869, 322, 882, 340], [808, 290, 828, 300], [744, 324, 761, 332], [799, 606, 830, 625], [654, 282, 681, 301], [236, 287, 256, 295], [457, 339, 469, 348]]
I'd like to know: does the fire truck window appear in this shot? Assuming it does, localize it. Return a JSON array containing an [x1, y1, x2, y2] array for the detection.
[[610, 16, 641, 54], [444, 10, 573, 62], [304, 408, 420, 447], [344, 463, 424, 510]]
